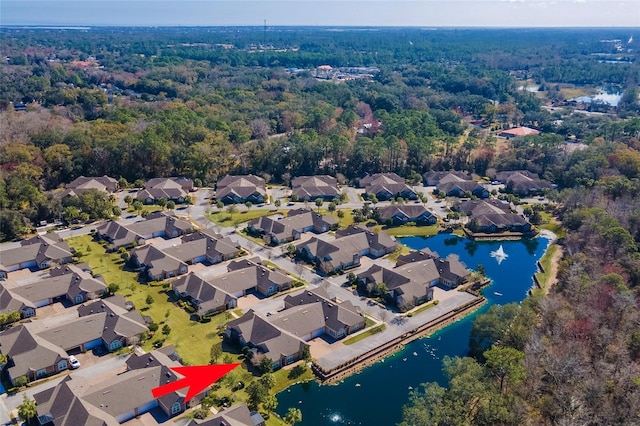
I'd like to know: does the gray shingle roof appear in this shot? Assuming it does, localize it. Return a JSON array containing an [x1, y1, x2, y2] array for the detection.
[[291, 175, 340, 199]]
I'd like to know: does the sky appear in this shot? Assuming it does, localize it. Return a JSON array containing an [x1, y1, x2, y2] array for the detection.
[[1, 0, 639, 28]]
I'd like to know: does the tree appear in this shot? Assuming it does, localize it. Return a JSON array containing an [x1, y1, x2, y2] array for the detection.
[[284, 407, 302, 425], [162, 324, 171, 335], [146, 295, 154, 305], [107, 283, 120, 294], [337, 210, 345, 219], [216, 200, 224, 210], [263, 394, 278, 412], [158, 198, 168, 209], [246, 381, 268, 411], [210, 342, 223, 363], [184, 195, 193, 205], [469, 303, 520, 360], [18, 394, 37, 425], [328, 201, 337, 214], [166, 200, 175, 210], [245, 201, 253, 210], [476, 263, 486, 277], [124, 195, 133, 206], [274, 199, 281, 208], [483, 346, 525, 394], [259, 356, 274, 373], [132, 200, 143, 215], [227, 204, 237, 214], [259, 373, 275, 390], [314, 198, 323, 212]]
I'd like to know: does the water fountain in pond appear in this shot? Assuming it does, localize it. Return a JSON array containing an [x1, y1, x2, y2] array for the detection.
[[490, 244, 508, 265]]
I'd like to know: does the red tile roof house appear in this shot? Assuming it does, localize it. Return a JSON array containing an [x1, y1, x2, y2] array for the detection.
[[136, 177, 194, 204], [0, 234, 74, 279], [216, 174, 267, 204], [359, 172, 417, 201], [296, 226, 397, 275], [498, 126, 541, 139], [247, 208, 338, 246], [291, 175, 341, 201], [33, 348, 203, 425]]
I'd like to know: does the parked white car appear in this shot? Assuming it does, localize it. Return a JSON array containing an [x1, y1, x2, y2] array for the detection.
[[69, 355, 81, 369]]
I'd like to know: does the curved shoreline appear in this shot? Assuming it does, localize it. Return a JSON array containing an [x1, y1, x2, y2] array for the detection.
[[312, 296, 486, 384]]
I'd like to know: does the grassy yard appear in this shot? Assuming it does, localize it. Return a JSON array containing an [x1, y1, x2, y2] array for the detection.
[[387, 244, 411, 262], [66, 235, 317, 420], [411, 301, 438, 315], [535, 244, 559, 290], [343, 324, 386, 345], [206, 209, 280, 226], [383, 224, 439, 237], [538, 212, 566, 239]]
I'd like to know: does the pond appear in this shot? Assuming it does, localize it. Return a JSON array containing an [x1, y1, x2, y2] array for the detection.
[[276, 234, 551, 425]]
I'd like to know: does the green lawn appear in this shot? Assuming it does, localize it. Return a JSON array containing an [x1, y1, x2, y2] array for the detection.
[[535, 244, 558, 290], [387, 245, 411, 262], [381, 224, 439, 237], [66, 235, 318, 419], [343, 324, 386, 345], [206, 209, 280, 226], [411, 301, 437, 315]]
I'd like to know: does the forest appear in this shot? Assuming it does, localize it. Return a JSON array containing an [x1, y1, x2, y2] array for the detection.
[[1, 26, 640, 424]]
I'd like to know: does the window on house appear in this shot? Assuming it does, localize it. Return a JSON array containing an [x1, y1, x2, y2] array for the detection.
[[171, 402, 181, 415], [36, 369, 47, 378], [75, 294, 84, 304], [110, 340, 121, 351], [58, 360, 67, 371]]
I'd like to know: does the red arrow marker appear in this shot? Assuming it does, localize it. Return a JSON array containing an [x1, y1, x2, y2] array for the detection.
[[152, 363, 239, 403]]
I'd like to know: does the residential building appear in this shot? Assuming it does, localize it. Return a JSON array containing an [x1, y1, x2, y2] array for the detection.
[[33, 348, 196, 425], [358, 250, 470, 311], [226, 311, 307, 370], [0, 286, 36, 318], [222, 258, 293, 297], [172, 273, 237, 317], [423, 171, 472, 186], [494, 170, 555, 196], [457, 199, 532, 234], [247, 208, 338, 246], [498, 126, 540, 139], [10, 264, 107, 309], [62, 175, 119, 197], [291, 175, 340, 201], [429, 172, 489, 198], [163, 230, 242, 265], [216, 175, 266, 204], [130, 244, 188, 281], [296, 226, 396, 274], [186, 403, 265, 426], [0, 234, 74, 279], [359, 173, 417, 201], [136, 177, 194, 204], [377, 205, 437, 225], [96, 211, 194, 250]]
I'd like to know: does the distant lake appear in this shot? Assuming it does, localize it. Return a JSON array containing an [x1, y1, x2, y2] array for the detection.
[[276, 234, 550, 425], [594, 85, 622, 106]]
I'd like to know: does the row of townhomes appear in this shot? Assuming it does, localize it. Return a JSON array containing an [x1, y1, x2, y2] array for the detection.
[[0, 234, 74, 280], [455, 199, 533, 234], [61, 169, 553, 206], [0, 264, 107, 319], [225, 286, 365, 369], [247, 208, 338, 246], [296, 226, 398, 275], [31, 345, 264, 426], [357, 249, 472, 312], [172, 258, 293, 318], [0, 295, 147, 385]]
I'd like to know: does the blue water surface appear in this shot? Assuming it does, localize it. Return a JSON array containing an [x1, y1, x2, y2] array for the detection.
[[276, 234, 550, 425]]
